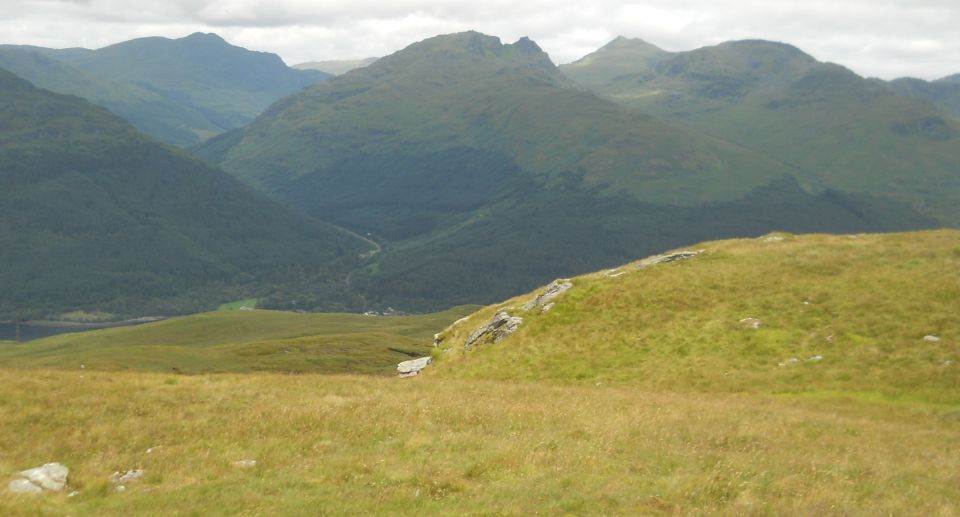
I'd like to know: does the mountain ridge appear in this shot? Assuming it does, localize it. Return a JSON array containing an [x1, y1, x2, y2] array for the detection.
[[0, 33, 330, 145], [197, 31, 939, 312], [0, 66, 370, 320]]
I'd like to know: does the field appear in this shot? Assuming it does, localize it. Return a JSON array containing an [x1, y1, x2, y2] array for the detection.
[[1, 370, 958, 516], [2, 230, 959, 515], [0, 307, 476, 375]]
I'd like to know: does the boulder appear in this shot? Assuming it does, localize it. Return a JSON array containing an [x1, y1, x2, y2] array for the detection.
[[233, 459, 257, 469], [19, 463, 69, 492], [739, 318, 762, 330], [465, 310, 523, 349], [522, 280, 573, 311], [397, 356, 432, 378], [8, 478, 42, 494], [924, 335, 941, 343]]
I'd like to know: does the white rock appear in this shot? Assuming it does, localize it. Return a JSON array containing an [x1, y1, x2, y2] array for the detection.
[[8, 479, 42, 494], [807, 355, 823, 362], [397, 356, 432, 378], [762, 235, 784, 243], [541, 302, 555, 313], [68, 490, 80, 498], [110, 470, 144, 484], [233, 459, 257, 468], [19, 463, 69, 492], [924, 335, 941, 343], [739, 318, 761, 330]]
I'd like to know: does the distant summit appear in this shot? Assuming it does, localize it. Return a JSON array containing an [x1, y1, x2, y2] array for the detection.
[[0, 33, 330, 145]]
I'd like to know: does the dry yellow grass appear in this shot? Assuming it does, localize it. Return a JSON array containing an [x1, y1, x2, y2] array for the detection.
[[2, 369, 959, 516]]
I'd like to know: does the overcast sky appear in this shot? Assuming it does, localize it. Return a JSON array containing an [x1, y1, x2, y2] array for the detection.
[[1, 0, 957, 80]]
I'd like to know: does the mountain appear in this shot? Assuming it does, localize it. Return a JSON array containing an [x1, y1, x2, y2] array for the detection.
[[560, 36, 669, 88], [0, 33, 331, 145], [432, 230, 960, 402], [0, 66, 370, 320], [560, 38, 960, 224], [294, 57, 378, 75], [198, 31, 937, 312], [887, 75, 960, 118]]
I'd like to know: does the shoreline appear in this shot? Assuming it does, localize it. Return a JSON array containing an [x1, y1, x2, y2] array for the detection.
[[0, 317, 167, 329]]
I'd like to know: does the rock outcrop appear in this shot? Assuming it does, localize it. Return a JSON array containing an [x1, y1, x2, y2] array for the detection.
[[397, 356, 432, 378], [522, 280, 573, 311], [465, 310, 523, 349], [637, 250, 702, 269], [9, 463, 69, 493]]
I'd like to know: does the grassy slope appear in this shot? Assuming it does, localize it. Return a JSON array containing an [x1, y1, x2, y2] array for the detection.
[[1, 370, 958, 515], [0, 307, 476, 375], [433, 230, 960, 403]]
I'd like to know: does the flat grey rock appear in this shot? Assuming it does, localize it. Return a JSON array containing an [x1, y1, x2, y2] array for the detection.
[[397, 356, 432, 377], [19, 463, 69, 492], [8, 478, 42, 494]]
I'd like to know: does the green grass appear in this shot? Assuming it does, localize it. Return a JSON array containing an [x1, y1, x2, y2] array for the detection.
[[1, 370, 959, 515], [217, 298, 259, 311], [0, 307, 477, 375], [433, 230, 960, 402]]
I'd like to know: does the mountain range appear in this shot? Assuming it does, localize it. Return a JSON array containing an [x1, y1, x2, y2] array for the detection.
[[560, 37, 960, 224], [0, 33, 329, 146], [0, 29, 957, 317], [198, 31, 946, 311], [0, 66, 369, 320]]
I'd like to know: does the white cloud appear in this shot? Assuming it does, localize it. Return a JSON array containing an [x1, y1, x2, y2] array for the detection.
[[0, 0, 957, 79]]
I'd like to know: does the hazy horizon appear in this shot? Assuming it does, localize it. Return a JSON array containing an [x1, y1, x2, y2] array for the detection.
[[1, 1, 957, 81]]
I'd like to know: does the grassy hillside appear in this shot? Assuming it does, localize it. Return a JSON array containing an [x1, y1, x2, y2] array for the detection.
[[0, 67, 370, 320], [0, 34, 330, 145], [561, 38, 960, 224], [432, 230, 960, 403], [198, 31, 937, 312], [0, 307, 476, 374], [1, 370, 958, 515]]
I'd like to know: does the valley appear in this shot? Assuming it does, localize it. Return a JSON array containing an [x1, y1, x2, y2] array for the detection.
[[1, 21, 958, 516]]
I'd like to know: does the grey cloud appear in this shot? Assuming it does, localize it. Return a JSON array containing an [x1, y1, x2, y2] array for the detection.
[[0, 0, 956, 79]]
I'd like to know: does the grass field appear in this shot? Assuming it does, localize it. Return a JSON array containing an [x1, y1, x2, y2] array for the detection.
[[433, 230, 960, 403], [1, 370, 958, 516], [2, 231, 959, 515], [0, 307, 477, 375]]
